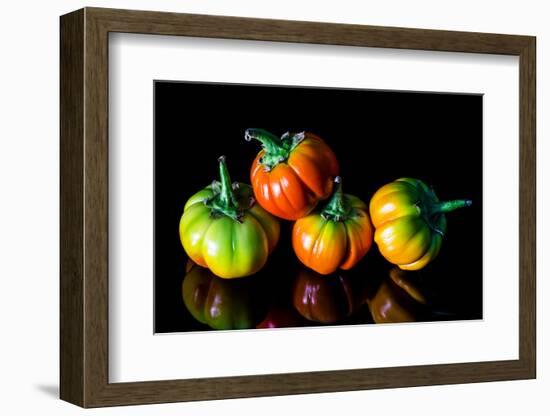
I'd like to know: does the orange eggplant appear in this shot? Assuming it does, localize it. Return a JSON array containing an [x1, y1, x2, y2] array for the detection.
[[292, 177, 374, 275], [369, 178, 471, 270], [245, 128, 339, 220]]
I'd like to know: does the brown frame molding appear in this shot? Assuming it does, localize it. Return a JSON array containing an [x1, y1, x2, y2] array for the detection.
[[60, 7, 536, 408]]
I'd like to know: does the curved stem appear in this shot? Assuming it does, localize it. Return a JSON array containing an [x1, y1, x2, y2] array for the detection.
[[432, 199, 472, 214], [244, 128, 284, 154], [217, 156, 237, 210], [321, 177, 349, 221]]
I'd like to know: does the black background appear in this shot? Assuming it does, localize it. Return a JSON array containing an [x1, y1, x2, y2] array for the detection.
[[154, 81, 483, 333]]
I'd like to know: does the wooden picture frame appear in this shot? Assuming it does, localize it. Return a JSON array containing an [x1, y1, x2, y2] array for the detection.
[[60, 7, 536, 408]]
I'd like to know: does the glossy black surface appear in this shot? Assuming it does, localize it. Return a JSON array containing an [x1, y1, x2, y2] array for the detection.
[[154, 81, 483, 333]]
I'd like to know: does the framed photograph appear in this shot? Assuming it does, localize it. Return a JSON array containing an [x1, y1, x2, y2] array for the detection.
[[60, 7, 536, 408]]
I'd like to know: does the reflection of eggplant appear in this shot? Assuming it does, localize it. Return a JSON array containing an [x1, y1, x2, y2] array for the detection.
[[256, 260, 307, 329], [388, 267, 427, 304], [292, 266, 364, 324], [256, 305, 305, 329], [367, 268, 427, 324], [182, 261, 263, 330]]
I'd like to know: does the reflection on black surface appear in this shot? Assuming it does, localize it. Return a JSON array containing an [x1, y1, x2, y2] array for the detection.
[[256, 266, 306, 329], [366, 268, 427, 324], [181, 250, 469, 330], [365, 267, 464, 324], [256, 303, 306, 329], [181, 261, 266, 330], [292, 266, 365, 324]]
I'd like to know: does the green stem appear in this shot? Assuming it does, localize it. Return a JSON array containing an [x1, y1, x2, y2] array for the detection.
[[217, 155, 237, 210], [245, 128, 294, 170], [321, 177, 349, 221], [244, 128, 285, 155], [432, 199, 472, 214], [204, 156, 243, 222]]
